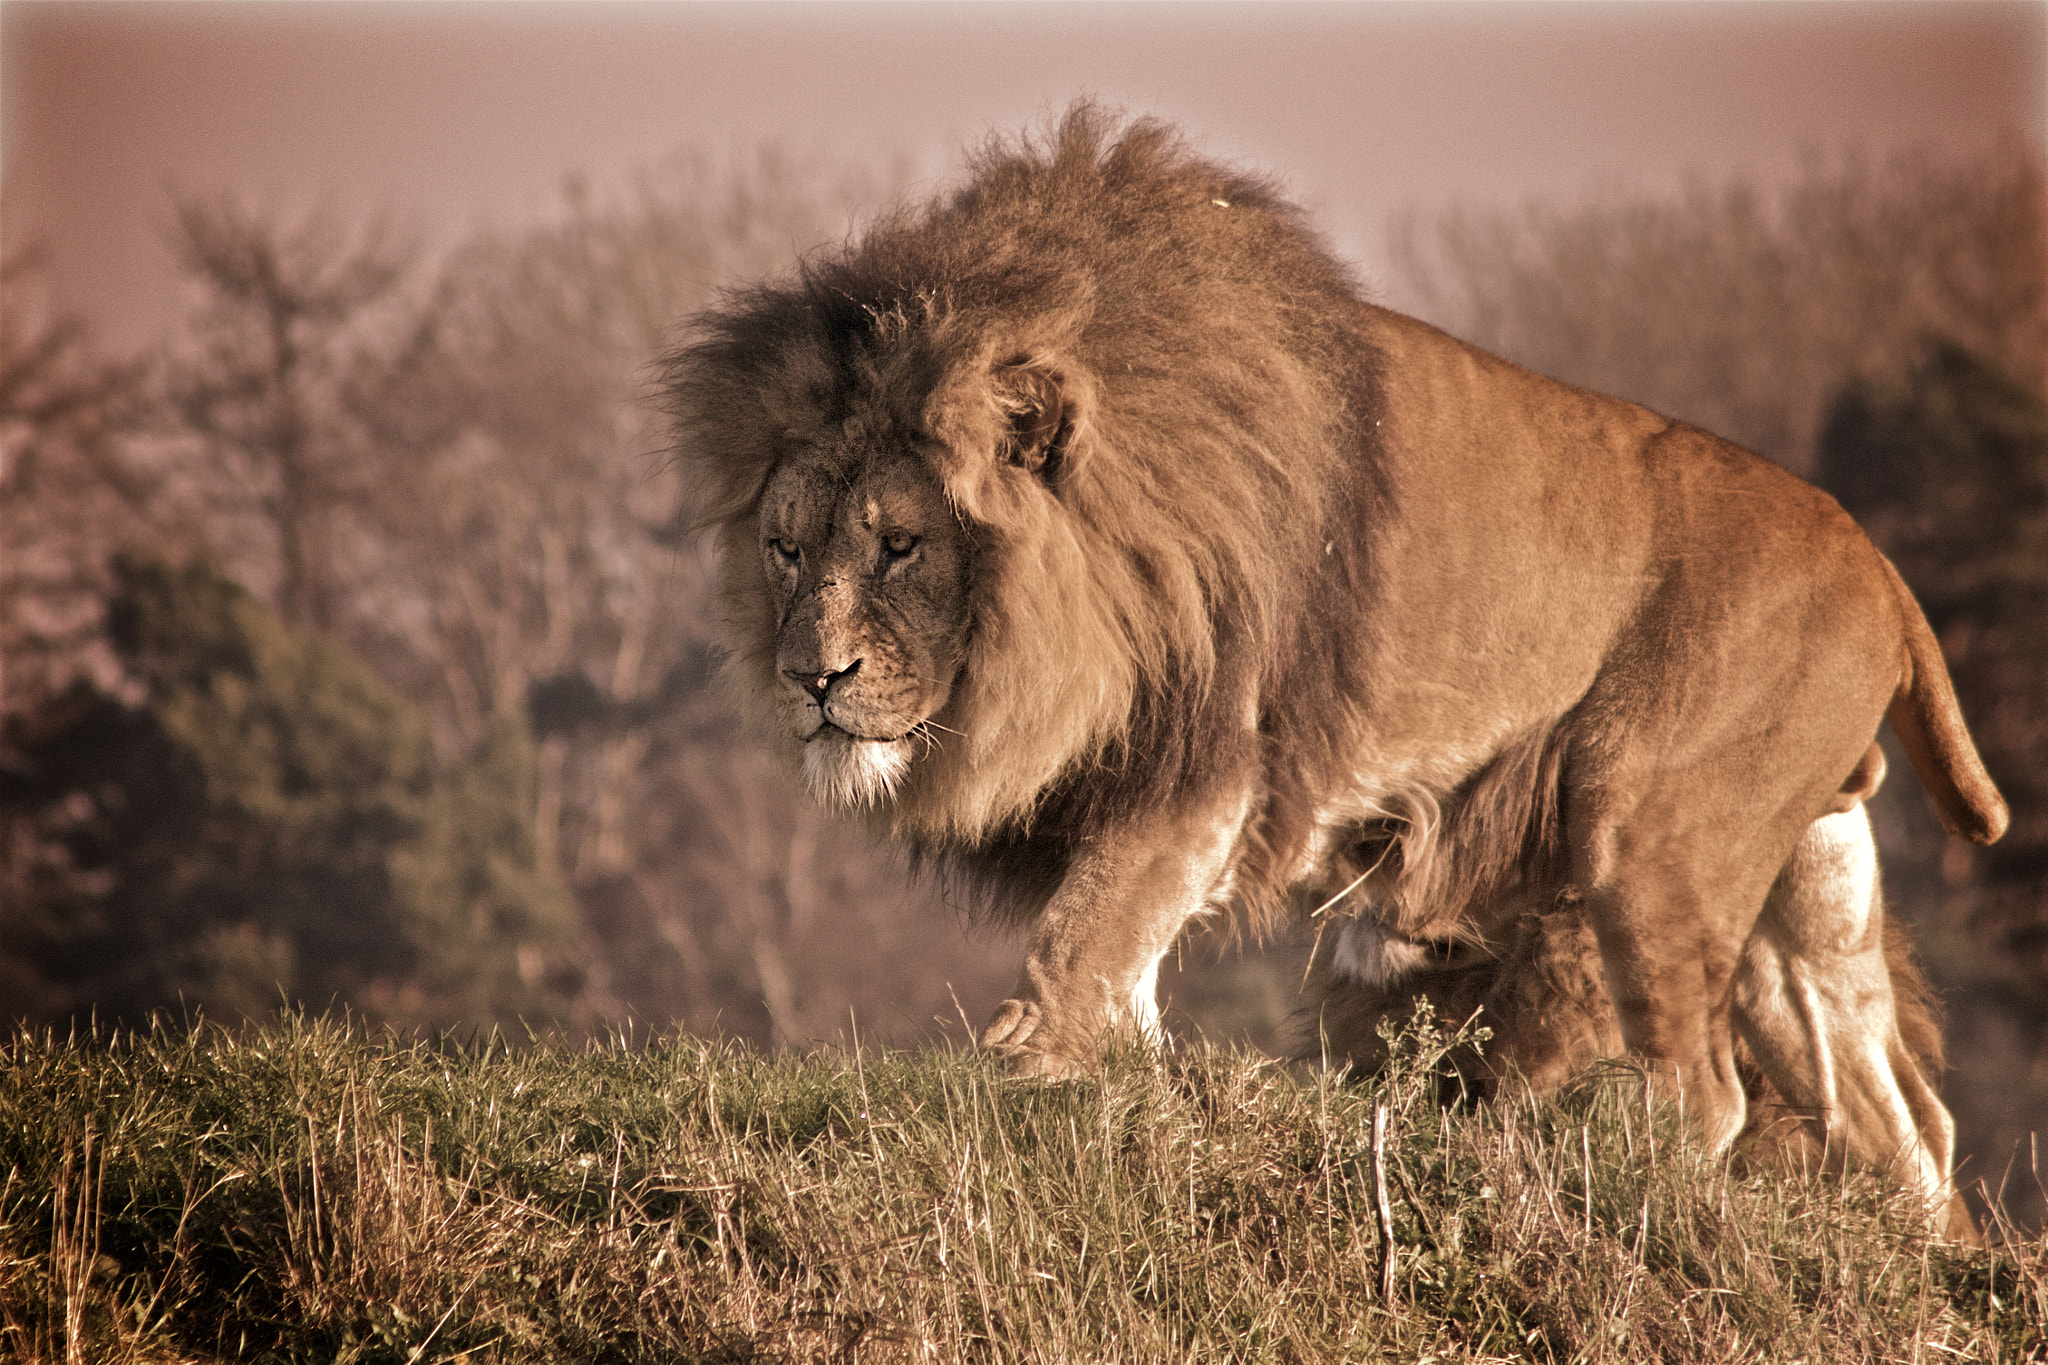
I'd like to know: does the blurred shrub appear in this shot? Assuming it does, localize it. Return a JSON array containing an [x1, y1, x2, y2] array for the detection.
[[0, 556, 580, 1029]]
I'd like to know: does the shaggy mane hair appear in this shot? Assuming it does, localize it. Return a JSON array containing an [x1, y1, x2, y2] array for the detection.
[[664, 105, 1549, 932]]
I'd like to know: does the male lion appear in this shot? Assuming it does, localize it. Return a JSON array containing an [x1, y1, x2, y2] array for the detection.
[[664, 108, 2006, 1220]]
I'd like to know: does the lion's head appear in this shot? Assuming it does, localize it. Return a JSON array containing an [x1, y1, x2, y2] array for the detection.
[[677, 322, 1155, 845], [753, 447, 972, 809], [664, 109, 1368, 859]]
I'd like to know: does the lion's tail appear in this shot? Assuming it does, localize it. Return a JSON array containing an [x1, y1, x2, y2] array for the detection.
[[1881, 555, 2008, 846]]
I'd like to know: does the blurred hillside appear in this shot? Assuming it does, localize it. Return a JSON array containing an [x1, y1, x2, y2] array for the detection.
[[1, 140, 2042, 1207]]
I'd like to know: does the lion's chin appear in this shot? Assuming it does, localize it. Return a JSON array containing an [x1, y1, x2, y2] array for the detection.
[[801, 729, 913, 810]]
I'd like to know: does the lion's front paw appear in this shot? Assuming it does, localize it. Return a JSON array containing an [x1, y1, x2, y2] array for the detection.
[[979, 998, 1088, 1078], [980, 996, 1043, 1050]]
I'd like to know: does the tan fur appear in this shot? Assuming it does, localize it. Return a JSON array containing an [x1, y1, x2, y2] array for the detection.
[[663, 107, 2005, 1224]]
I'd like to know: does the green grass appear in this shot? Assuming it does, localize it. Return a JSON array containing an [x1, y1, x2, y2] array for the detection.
[[2, 1011, 2044, 1363]]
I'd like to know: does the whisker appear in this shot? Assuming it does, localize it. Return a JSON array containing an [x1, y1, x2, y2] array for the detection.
[[908, 720, 955, 756]]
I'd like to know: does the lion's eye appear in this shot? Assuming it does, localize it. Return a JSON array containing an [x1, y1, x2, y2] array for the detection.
[[768, 537, 801, 567], [880, 530, 918, 559]]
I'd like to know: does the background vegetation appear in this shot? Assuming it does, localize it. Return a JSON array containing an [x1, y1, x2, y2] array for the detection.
[[2, 138, 2044, 1222]]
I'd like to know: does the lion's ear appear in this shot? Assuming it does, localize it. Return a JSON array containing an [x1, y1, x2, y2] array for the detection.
[[993, 361, 1070, 480]]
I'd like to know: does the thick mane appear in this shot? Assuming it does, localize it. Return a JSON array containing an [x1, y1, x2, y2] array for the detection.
[[665, 104, 1390, 923]]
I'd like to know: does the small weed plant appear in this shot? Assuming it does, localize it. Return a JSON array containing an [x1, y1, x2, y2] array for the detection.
[[1, 1009, 2043, 1362]]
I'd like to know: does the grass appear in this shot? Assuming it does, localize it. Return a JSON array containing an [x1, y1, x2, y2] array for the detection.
[[2, 1010, 2044, 1363]]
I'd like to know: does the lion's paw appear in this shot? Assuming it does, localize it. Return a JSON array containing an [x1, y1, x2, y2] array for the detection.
[[980, 997, 1042, 1050], [980, 999, 1089, 1078]]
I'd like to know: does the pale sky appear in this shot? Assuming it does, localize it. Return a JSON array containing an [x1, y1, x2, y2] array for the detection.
[[5, 1, 2043, 348]]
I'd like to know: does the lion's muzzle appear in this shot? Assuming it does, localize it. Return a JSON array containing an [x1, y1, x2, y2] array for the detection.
[[785, 661, 921, 747]]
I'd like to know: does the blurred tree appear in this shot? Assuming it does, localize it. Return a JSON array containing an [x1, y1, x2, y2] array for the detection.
[[0, 557, 581, 1029], [1823, 340, 2048, 552], [0, 248, 158, 716], [164, 197, 416, 632], [1389, 139, 2046, 473], [1815, 341, 2048, 1220], [1819, 342, 2048, 989]]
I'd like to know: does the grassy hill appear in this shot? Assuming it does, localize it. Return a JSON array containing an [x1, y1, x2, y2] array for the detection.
[[2, 1013, 2043, 1363]]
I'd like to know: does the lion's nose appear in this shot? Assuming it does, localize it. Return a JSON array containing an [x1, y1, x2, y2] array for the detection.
[[788, 659, 861, 703]]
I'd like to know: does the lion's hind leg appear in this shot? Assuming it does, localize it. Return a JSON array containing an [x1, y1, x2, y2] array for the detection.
[[1732, 804, 1967, 1235]]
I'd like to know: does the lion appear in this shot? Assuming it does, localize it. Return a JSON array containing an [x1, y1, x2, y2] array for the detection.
[[663, 106, 2006, 1224]]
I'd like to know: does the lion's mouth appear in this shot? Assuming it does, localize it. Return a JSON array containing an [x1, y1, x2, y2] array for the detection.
[[806, 719, 911, 745]]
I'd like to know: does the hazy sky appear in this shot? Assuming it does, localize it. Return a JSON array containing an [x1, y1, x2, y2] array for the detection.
[[5, 1, 2043, 347]]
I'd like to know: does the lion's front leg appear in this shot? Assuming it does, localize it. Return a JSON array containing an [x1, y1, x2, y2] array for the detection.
[[981, 795, 1248, 1077]]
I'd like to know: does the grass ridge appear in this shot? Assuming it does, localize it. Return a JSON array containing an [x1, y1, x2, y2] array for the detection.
[[2, 1011, 2043, 1363]]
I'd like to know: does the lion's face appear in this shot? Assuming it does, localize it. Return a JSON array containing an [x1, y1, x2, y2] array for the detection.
[[757, 449, 973, 809]]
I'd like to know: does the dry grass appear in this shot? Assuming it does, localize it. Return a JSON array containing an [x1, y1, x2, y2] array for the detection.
[[1, 1010, 2043, 1363]]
